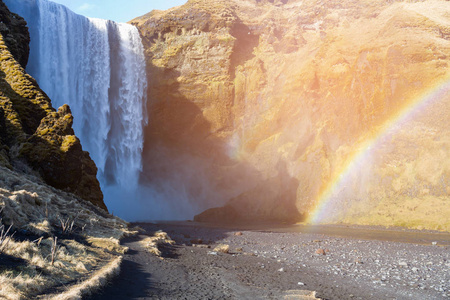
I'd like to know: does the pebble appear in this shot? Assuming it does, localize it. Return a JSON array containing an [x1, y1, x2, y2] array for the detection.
[[398, 261, 408, 267], [161, 224, 450, 299], [315, 248, 326, 255]]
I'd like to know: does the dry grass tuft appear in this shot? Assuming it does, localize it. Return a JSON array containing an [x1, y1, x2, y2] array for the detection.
[[0, 211, 14, 253], [48, 256, 122, 300], [0, 166, 131, 299], [140, 230, 175, 256], [0, 272, 46, 300]]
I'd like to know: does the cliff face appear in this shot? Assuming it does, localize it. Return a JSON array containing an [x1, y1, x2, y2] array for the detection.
[[133, 0, 450, 229], [0, 1, 106, 210], [0, 1, 29, 68]]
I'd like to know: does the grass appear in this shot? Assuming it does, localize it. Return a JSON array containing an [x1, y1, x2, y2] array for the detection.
[[47, 256, 122, 300], [0, 166, 133, 299], [0, 273, 46, 300], [0, 209, 14, 254], [140, 230, 175, 256]]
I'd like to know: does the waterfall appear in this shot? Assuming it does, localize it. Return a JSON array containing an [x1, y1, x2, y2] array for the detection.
[[5, 0, 147, 207]]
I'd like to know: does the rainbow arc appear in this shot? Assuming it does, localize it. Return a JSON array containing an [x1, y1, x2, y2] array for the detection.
[[307, 77, 450, 224]]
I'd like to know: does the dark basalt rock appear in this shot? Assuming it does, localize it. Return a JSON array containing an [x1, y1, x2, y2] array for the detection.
[[0, 0, 30, 68]]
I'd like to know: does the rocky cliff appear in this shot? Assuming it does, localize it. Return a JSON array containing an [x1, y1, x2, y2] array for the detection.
[[0, 0, 106, 210], [0, 3, 135, 297], [132, 0, 450, 229], [0, 1, 29, 68]]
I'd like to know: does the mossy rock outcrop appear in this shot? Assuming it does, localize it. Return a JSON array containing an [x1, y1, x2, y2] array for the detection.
[[0, 1, 106, 210], [19, 105, 104, 208]]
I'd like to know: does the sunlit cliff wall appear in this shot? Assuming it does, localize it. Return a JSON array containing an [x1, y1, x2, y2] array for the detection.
[[132, 0, 450, 229]]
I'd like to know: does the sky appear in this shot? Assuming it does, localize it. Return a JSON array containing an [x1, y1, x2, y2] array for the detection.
[[50, 0, 188, 23]]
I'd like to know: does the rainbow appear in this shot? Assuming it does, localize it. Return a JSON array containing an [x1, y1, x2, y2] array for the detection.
[[307, 77, 450, 224]]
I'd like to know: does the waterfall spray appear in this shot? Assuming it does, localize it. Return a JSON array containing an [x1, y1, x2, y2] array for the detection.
[[5, 0, 148, 216]]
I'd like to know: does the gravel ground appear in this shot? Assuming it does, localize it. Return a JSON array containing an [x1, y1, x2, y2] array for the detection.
[[89, 222, 450, 300]]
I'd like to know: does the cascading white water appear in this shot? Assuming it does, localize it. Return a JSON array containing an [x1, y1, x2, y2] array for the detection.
[[5, 0, 147, 208]]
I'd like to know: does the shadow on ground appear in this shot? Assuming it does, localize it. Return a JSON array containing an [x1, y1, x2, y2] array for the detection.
[[85, 222, 264, 300], [85, 244, 152, 300]]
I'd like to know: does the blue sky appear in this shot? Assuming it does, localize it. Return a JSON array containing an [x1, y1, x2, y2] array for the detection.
[[51, 0, 187, 23]]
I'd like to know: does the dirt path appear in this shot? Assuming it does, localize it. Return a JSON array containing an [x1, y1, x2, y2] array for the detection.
[[87, 222, 450, 300]]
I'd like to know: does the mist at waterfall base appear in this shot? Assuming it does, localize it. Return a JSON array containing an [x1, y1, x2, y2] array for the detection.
[[5, 0, 199, 221]]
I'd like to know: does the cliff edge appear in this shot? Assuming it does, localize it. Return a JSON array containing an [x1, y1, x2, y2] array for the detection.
[[132, 0, 450, 230], [0, 2, 132, 298], [0, 0, 105, 210]]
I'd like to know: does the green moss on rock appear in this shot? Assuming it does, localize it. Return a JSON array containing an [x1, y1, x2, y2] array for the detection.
[[0, 3, 106, 210]]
